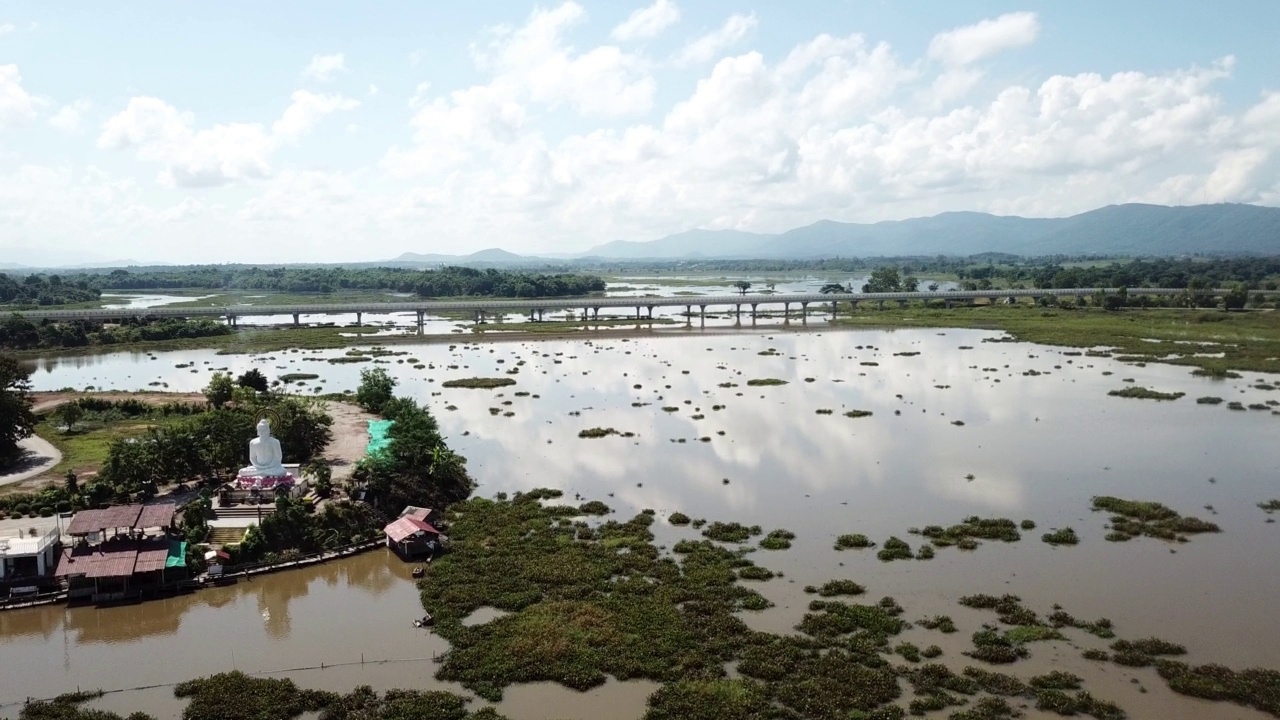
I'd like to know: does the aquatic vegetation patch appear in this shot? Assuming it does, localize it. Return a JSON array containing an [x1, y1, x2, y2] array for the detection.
[[845, 409, 874, 418], [1091, 496, 1220, 541], [1047, 609, 1115, 639], [1034, 689, 1126, 719], [948, 697, 1020, 720], [1196, 396, 1224, 404], [805, 579, 866, 597], [1259, 500, 1280, 513], [835, 533, 875, 550], [745, 378, 788, 386], [577, 501, 611, 515], [1107, 386, 1185, 400], [877, 536, 914, 562], [919, 517, 1022, 549], [577, 427, 635, 438], [919, 615, 958, 633], [442, 377, 517, 389], [642, 679, 774, 720], [702, 521, 763, 543], [668, 512, 691, 525], [1155, 660, 1280, 716], [759, 528, 796, 550], [1041, 527, 1079, 545], [958, 594, 1041, 626]]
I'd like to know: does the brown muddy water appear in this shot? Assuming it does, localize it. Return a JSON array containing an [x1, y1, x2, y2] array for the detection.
[[6, 326, 1280, 719]]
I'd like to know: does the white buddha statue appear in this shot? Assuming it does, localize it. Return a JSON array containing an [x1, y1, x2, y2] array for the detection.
[[239, 419, 287, 478]]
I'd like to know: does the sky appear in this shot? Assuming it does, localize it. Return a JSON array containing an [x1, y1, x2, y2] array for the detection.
[[1, 1, 1278, 266]]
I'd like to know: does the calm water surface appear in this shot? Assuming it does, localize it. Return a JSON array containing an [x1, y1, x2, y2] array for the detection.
[[5, 326, 1279, 719]]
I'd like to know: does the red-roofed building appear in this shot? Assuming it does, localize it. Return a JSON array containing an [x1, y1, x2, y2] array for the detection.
[[384, 514, 447, 558]]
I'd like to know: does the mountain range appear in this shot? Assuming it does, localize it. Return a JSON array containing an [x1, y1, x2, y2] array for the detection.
[[383, 203, 1280, 264]]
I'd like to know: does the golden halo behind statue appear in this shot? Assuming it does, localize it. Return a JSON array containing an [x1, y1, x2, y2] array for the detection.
[[256, 408, 282, 431]]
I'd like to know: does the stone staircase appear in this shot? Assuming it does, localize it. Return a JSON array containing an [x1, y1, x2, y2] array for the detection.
[[211, 505, 275, 520], [208, 526, 248, 546]]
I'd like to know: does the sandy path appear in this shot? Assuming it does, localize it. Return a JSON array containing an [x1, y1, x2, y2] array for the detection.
[[322, 401, 377, 482], [0, 436, 62, 487]]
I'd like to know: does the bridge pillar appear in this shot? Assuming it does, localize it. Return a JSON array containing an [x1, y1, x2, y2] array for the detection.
[[686, 305, 692, 326], [782, 302, 790, 324], [877, 300, 884, 311], [751, 303, 758, 325], [416, 311, 425, 334], [356, 312, 362, 327], [735, 304, 741, 324], [647, 306, 653, 320], [849, 300, 858, 311], [699, 305, 706, 328], [538, 309, 545, 322], [292, 313, 300, 327], [945, 300, 953, 310], [801, 302, 809, 325], [831, 301, 837, 318]]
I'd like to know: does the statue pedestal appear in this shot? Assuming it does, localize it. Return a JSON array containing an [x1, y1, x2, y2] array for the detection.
[[232, 464, 302, 492]]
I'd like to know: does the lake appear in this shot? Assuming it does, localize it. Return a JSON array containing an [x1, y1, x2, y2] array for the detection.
[[4, 326, 1279, 719]]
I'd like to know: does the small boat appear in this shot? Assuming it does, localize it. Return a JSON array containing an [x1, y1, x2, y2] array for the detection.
[[411, 566, 425, 579], [413, 614, 434, 628]]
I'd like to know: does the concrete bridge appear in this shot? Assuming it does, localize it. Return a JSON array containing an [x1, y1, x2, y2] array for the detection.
[[5, 287, 1236, 328]]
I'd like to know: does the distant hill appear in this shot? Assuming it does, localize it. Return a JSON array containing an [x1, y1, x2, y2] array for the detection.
[[393, 248, 541, 265], [579, 204, 1280, 258]]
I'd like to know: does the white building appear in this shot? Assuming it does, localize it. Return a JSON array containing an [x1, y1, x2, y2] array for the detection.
[[0, 527, 61, 581]]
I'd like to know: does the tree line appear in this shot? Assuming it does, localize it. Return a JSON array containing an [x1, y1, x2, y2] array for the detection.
[[0, 315, 232, 351], [0, 273, 100, 306], [15, 265, 607, 298]]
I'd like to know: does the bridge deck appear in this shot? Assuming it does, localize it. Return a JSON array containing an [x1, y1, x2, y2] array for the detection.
[[5, 288, 1223, 322]]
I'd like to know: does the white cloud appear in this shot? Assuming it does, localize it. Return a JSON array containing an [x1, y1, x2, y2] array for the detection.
[[48, 98, 92, 133], [611, 0, 680, 42], [99, 90, 358, 187], [928, 12, 1040, 66], [676, 12, 756, 65], [272, 90, 360, 140], [0, 64, 39, 128], [367, 84, 379, 97], [301, 53, 347, 82], [0, 23, 15, 35]]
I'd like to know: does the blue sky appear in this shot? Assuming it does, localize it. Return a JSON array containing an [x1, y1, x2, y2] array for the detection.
[[1, 1, 1278, 265]]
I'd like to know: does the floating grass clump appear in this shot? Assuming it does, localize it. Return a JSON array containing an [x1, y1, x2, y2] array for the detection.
[[1155, 660, 1280, 716], [1092, 496, 1220, 541], [577, 427, 635, 439], [745, 378, 788, 386], [876, 536, 914, 562], [1041, 527, 1079, 545], [804, 579, 866, 597], [919, 517, 1022, 549], [919, 615, 958, 633], [845, 409, 874, 418], [1107, 386, 1185, 400], [759, 528, 796, 550], [1047, 609, 1115, 638], [965, 628, 1030, 664], [442, 377, 517, 389], [702, 521, 762, 543], [668, 512, 691, 525], [1020, 519, 1036, 530], [278, 372, 320, 382], [577, 501, 611, 515], [1259, 500, 1280, 513], [835, 533, 875, 550], [1196, 396, 1225, 404]]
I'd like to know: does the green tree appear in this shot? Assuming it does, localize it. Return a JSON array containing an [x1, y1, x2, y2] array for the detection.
[[237, 368, 269, 393], [64, 470, 78, 494], [53, 402, 84, 432], [819, 283, 846, 294], [0, 353, 36, 467], [862, 266, 904, 293], [204, 372, 234, 409], [1223, 282, 1250, 311], [733, 281, 752, 295], [304, 458, 333, 497], [356, 367, 397, 415]]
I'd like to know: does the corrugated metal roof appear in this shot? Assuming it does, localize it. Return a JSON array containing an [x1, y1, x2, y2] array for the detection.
[[66, 505, 143, 535], [384, 516, 438, 544], [86, 541, 139, 579], [135, 503, 176, 529], [133, 539, 170, 573], [54, 546, 92, 578]]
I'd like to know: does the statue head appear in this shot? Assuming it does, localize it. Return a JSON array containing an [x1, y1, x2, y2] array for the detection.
[[256, 419, 272, 438]]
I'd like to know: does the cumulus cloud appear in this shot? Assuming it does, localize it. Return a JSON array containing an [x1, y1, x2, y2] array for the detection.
[[0, 23, 14, 35], [99, 90, 358, 187], [0, 64, 39, 128], [928, 12, 1040, 66], [48, 98, 92, 133], [676, 12, 757, 65], [611, 0, 680, 41], [301, 53, 347, 82]]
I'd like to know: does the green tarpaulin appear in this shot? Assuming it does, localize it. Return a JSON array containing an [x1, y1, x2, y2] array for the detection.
[[166, 540, 186, 568], [368, 419, 394, 456]]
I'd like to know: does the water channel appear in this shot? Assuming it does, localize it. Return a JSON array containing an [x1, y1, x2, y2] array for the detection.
[[4, 325, 1279, 718]]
